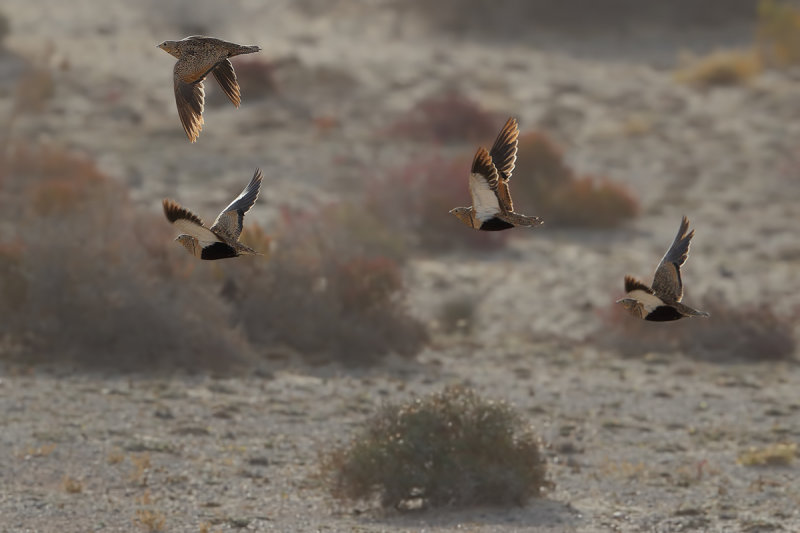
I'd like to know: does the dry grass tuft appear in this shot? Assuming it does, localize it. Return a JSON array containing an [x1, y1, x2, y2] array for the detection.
[[512, 131, 639, 228], [675, 49, 762, 88], [597, 295, 797, 362], [134, 509, 166, 533], [738, 442, 797, 466], [757, 0, 800, 67], [322, 386, 549, 510], [387, 89, 498, 144], [62, 476, 84, 494], [129, 453, 152, 486]]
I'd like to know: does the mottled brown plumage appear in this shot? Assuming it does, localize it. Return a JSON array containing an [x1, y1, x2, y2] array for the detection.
[[617, 216, 709, 321], [163, 169, 264, 260], [450, 118, 543, 231], [157, 36, 261, 142]]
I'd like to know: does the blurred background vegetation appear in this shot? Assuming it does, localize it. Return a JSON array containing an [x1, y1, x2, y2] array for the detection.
[[0, 0, 797, 374]]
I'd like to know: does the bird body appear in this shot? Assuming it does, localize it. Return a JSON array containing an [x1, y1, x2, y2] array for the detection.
[[157, 36, 261, 142], [617, 216, 709, 321], [163, 169, 264, 260], [450, 118, 543, 231]]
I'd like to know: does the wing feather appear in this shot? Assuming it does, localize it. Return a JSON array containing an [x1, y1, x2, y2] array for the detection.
[[489, 117, 519, 181], [162, 199, 220, 242], [210, 169, 263, 242], [624, 275, 654, 295], [174, 66, 205, 142], [652, 216, 694, 302], [211, 58, 241, 107], [468, 148, 501, 222]]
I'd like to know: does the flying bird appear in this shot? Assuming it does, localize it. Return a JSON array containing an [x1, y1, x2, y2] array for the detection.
[[449, 118, 543, 231], [163, 169, 263, 260], [157, 36, 261, 142], [617, 216, 710, 321]]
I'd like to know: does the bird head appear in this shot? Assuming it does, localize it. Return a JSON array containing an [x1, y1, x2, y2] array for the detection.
[[175, 234, 200, 258], [616, 297, 645, 318], [449, 206, 473, 228], [157, 40, 181, 58]]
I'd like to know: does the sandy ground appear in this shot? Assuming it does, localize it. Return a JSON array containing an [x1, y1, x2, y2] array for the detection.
[[1, 0, 799, 531]]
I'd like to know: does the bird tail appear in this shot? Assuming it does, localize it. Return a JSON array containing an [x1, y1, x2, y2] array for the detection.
[[500, 212, 544, 227], [231, 45, 262, 57], [675, 302, 709, 318]]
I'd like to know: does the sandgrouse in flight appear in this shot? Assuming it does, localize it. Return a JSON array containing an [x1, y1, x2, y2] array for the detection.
[[617, 216, 710, 321], [163, 169, 263, 260], [450, 118, 543, 231], [158, 36, 261, 142]]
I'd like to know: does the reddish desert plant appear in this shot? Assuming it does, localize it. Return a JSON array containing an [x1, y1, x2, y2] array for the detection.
[[220, 208, 427, 364], [543, 176, 639, 227], [512, 130, 639, 228], [387, 89, 498, 144], [0, 141, 250, 372]]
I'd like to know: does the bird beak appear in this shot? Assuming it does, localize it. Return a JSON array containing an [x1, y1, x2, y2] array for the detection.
[[615, 298, 624, 304]]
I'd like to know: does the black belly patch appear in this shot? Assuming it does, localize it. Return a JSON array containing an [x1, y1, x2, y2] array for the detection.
[[645, 306, 684, 322], [201, 242, 238, 260], [479, 217, 515, 231]]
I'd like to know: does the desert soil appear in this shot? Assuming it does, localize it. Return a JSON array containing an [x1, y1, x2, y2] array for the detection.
[[1, 1, 799, 531]]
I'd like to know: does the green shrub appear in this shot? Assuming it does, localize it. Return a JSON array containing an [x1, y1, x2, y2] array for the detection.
[[323, 386, 549, 509]]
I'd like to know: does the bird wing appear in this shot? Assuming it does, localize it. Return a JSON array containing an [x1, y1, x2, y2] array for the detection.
[[489, 118, 519, 181], [211, 58, 242, 107], [489, 118, 519, 213], [624, 275, 654, 295], [468, 147, 502, 222], [210, 168, 263, 242], [652, 216, 694, 303], [174, 64, 206, 142], [162, 199, 221, 242]]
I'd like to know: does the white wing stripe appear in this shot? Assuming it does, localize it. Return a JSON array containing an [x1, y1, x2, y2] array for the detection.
[[468, 172, 501, 222], [172, 219, 221, 242]]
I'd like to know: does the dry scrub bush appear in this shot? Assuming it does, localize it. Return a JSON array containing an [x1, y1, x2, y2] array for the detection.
[[513, 132, 639, 228], [387, 89, 498, 144], [218, 208, 427, 365], [738, 442, 797, 467], [672, 1, 800, 89], [0, 142, 249, 372], [323, 386, 548, 510], [597, 295, 796, 362], [367, 156, 510, 251], [675, 50, 762, 88], [757, 0, 800, 67]]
